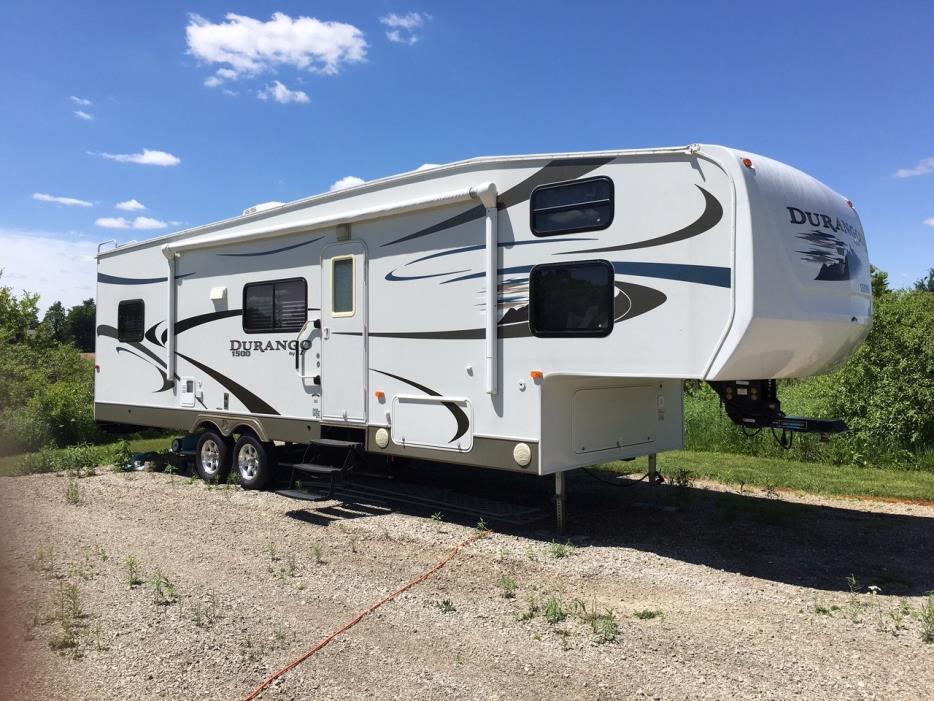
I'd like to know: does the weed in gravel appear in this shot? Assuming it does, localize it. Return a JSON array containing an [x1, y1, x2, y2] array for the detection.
[[525, 546, 538, 562], [271, 627, 291, 650], [64, 472, 81, 505], [186, 475, 196, 486], [111, 440, 134, 472], [124, 556, 143, 588], [267, 542, 280, 562], [545, 597, 565, 624], [592, 610, 619, 644], [633, 609, 663, 620], [920, 592, 934, 644], [192, 591, 219, 628], [436, 599, 456, 614], [846, 574, 867, 622], [500, 575, 518, 599], [555, 628, 572, 651], [475, 518, 489, 534], [431, 512, 444, 530], [888, 600, 910, 634], [49, 581, 83, 658], [517, 594, 539, 622], [148, 569, 177, 606], [312, 544, 324, 565], [271, 552, 298, 581], [811, 599, 840, 616], [548, 539, 574, 559], [670, 468, 695, 489], [31, 545, 57, 578], [764, 484, 778, 499], [94, 543, 108, 563]]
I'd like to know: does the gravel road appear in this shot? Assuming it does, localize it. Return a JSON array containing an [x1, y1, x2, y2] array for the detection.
[[1, 465, 932, 700]]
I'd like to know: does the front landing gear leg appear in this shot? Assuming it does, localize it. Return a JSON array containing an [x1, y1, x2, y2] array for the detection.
[[555, 471, 566, 534]]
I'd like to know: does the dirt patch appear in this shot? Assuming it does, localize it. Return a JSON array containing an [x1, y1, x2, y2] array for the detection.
[[1, 468, 932, 700]]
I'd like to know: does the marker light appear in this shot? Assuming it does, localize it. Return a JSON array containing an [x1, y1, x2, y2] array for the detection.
[[374, 390, 385, 400], [846, 200, 854, 208], [742, 157, 754, 169], [530, 370, 543, 380]]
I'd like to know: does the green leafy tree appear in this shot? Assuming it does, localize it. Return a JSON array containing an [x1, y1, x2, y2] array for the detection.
[[66, 299, 96, 352], [41, 301, 69, 343], [915, 267, 934, 293], [870, 264, 891, 299], [0, 270, 40, 344]]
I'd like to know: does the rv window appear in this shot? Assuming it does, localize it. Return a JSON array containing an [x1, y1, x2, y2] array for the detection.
[[332, 257, 354, 316], [529, 260, 614, 337], [117, 300, 145, 342], [243, 278, 307, 333], [530, 177, 613, 236]]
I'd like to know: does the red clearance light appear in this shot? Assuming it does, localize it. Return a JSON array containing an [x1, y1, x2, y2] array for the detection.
[[95, 364, 100, 373], [742, 157, 754, 169], [847, 200, 854, 208]]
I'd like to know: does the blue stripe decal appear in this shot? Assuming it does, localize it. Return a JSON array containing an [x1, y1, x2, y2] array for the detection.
[[218, 236, 324, 257], [441, 262, 731, 288], [97, 272, 195, 285]]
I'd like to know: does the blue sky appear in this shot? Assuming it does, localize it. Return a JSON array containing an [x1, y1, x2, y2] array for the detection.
[[1, 1, 932, 309]]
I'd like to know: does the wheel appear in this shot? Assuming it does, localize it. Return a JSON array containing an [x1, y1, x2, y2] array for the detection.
[[195, 431, 232, 483], [233, 434, 276, 490]]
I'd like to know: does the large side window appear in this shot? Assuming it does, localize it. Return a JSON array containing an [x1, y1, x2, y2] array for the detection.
[[529, 260, 614, 337], [243, 278, 307, 333], [530, 177, 614, 236], [117, 300, 145, 342]]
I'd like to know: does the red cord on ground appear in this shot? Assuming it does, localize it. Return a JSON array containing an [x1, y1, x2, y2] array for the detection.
[[241, 529, 489, 701]]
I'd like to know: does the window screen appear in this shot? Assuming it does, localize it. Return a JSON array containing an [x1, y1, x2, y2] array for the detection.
[[530, 177, 614, 236], [529, 260, 614, 337], [243, 278, 307, 332], [332, 257, 354, 315], [117, 300, 145, 342]]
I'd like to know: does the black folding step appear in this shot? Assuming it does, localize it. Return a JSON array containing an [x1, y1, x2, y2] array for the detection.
[[288, 462, 343, 476], [274, 488, 331, 502], [309, 438, 363, 449]]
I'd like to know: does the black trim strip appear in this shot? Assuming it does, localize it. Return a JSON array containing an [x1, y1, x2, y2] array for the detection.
[[218, 236, 324, 257], [372, 369, 470, 443], [175, 309, 244, 335], [560, 185, 723, 254], [380, 157, 614, 248], [175, 352, 279, 416], [98, 272, 195, 285]]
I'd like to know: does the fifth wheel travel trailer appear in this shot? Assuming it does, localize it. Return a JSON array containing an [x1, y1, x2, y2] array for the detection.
[[95, 144, 871, 517]]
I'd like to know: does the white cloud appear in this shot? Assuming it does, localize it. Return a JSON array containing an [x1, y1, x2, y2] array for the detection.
[[73, 110, 93, 121], [924, 217, 934, 227], [131, 216, 167, 230], [380, 12, 430, 44], [115, 199, 146, 211], [94, 148, 181, 166], [330, 175, 365, 191], [69, 95, 92, 107], [0, 229, 97, 313], [187, 11, 367, 87], [894, 157, 934, 178], [257, 80, 310, 104], [96, 217, 130, 229], [96, 215, 168, 230], [32, 192, 92, 208]]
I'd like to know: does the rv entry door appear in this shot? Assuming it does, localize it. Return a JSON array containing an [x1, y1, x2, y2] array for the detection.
[[320, 242, 367, 424]]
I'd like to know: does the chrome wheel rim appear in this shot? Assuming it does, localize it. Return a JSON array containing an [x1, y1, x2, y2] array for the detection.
[[238, 443, 260, 480], [200, 439, 220, 475]]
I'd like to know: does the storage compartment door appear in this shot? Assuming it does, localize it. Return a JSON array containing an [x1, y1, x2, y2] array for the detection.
[[571, 385, 656, 454]]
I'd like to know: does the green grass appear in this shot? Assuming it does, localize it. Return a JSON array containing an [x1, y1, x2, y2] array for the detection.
[[599, 450, 934, 502], [0, 437, 172, 477]]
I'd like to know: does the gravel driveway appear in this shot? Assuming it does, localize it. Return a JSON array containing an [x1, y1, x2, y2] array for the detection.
[[0, 466, 932, 700]]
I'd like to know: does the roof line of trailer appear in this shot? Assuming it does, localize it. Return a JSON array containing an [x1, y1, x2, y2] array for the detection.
[[96, 144, 702, 260]]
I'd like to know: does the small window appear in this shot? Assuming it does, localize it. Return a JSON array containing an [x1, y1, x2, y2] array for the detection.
[[530, 177, 614, 236], [332, 257, 354, 316], [117, 300, 145, 342], [243, 278, 307, 333], [529, 260, 614, 337]]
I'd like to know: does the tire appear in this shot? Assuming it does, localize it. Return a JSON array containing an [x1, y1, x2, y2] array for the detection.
[[195, 431, 232, 483], [233, 434, 276, 490]]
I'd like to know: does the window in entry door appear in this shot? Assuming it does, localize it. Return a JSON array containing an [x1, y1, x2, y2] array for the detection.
[[332, 256, 354, 316]]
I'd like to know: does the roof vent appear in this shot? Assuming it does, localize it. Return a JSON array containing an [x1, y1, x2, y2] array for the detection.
[[242, 201, 284, 216]]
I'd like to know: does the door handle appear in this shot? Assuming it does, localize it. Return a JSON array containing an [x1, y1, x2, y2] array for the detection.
[[323, 328, 330, 340]]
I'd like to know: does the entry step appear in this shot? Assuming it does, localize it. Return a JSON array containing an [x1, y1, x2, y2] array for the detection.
[[274, 488, 330, 502], [309, 438, 363, 449], [287, 462, 344, 476]]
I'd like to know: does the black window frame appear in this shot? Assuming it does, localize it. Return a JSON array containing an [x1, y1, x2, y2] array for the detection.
[[530, 176, 614, 237], [528, 259, 615, 338], [242, 277, 308, 334], [117, 299, 145, 342]]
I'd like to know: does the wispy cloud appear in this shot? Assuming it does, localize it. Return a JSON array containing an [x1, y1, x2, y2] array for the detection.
[[187, 12, 367, 88], [380, 12, 430, 45], [924, 217, 934, 227], [92, 148, 181, 167], [0, 228, 97, 312], [115, 199, 146, 211], [73, 110, 93, 121], [257, 80, 309, 104], [95, 216, 168, 230], [330, 175, 365, 191], [894, 157, 934, 179], [32, 192, 92, 208], [69, 96, 92, 107]]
